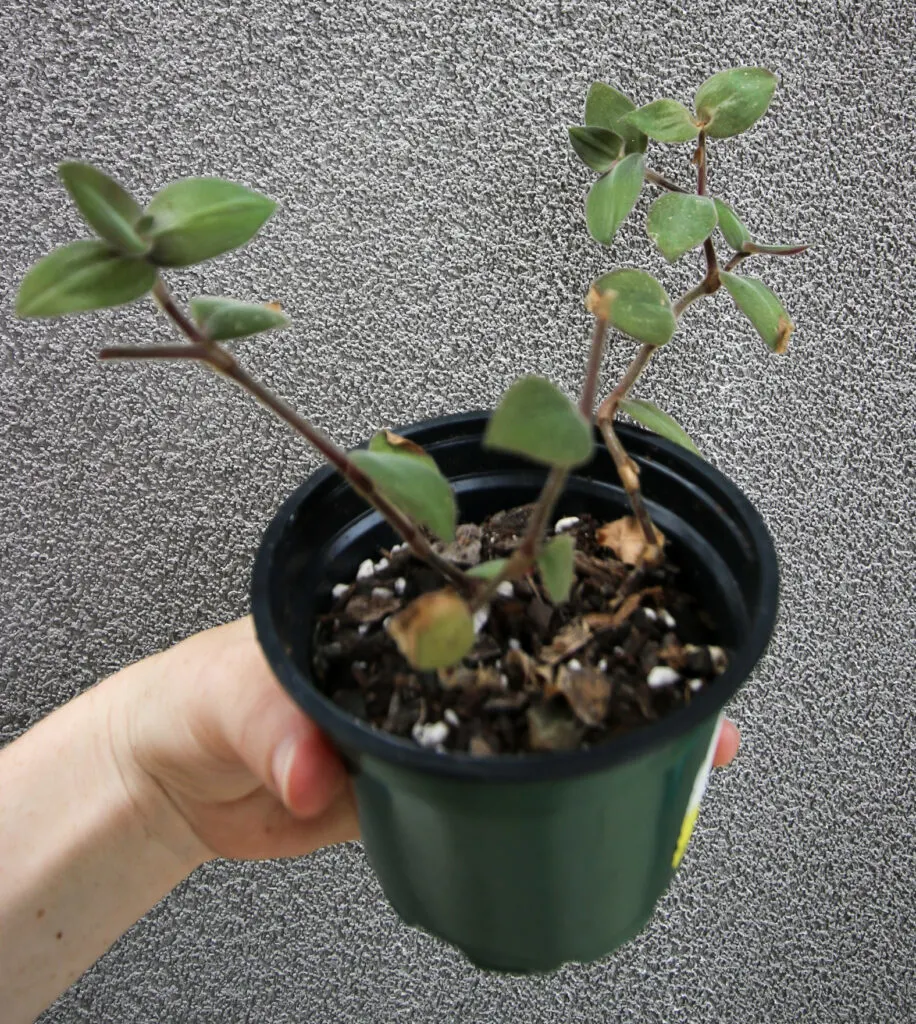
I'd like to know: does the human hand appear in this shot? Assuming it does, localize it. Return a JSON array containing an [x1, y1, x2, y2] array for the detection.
[[105, 616, 359, 865]]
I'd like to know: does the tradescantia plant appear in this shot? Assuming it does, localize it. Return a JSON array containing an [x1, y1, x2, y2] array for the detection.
[[15, 67, 805, 673], [570, 66, 806, 551]]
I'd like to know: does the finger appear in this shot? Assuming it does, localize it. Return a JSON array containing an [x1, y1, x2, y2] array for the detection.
[[713, 719, 740, 767]]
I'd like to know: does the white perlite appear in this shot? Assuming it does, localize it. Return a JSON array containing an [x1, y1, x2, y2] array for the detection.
[[568, 658, 582, 671], [394, 577, 407, 595], [647, 666, 681, 689], [331, 583, 349, 599], [374, 557, 389, 572], [508, 638, 521, 651], [371, 587, 393, 599], [356, 558, 375, 580], [444, 709, 460, 727], [709, 646, 728, 673], [496, 581, 514, 598], [412, 721, 449, 748], [357, 624, 369, 635], [554, 516, 580, 533], [473, 606, 490, 634], [659, 609, 676, 629], [643, 607, 658, 622], [688, 678, 704, 692]]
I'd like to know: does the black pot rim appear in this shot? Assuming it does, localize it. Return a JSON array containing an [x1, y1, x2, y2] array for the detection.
[[252, 410, 779, 782]]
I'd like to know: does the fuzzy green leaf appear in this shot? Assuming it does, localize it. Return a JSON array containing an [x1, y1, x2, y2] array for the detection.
[[537, 534, 575, 604], [58, 163, 149, 256], [16, 240, 157, 318], [742, 240, 809, 256], [585, 153, 644, 246], [145, 178, 276, 267], [588, 269, 677, 346], [367, 429, 437, 467], [466, 558, 509, 580], [694, 67, 777, 139], [349, 450, 457, 543], [618, 398, 701, 456], [388, 590, 475, 670], [584, 82, 648, 154], [190, 296, 289, 341], [720, 271, 793, 353], [713, 199, 751, 250], [646, 193, 717, 263], [568, 126, 624, 172], [484, 376, 593, 469], [623, 99, 700, 143]]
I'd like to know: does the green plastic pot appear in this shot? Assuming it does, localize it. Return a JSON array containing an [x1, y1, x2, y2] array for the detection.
[[251, 411, 778, 973]]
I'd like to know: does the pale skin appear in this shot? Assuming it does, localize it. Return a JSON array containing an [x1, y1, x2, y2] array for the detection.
[[0, 617, 740, 1023]]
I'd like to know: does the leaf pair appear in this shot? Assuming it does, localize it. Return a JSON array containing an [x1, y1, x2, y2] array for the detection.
[[16, 163, 277, 319], [624, 67, 777, 143], [468, 532, 576, 604]]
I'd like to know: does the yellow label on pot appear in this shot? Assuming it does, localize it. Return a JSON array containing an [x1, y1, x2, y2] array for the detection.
[[672, 714, 724, 868]]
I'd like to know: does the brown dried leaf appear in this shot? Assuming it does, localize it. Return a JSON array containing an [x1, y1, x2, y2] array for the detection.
[[503, 647, 554, 691], [526, 702, 584, 751], [469, 734, 496, 757], [435, 522, 483, 567], [606, 586, 664, 628], [437, 663, 503, 690], [344, 591, 402, 623], [540, 619, 593, 665], [596, 516, 666, 566], [552, 664, 612, 727], [379, 429, 430, 457], [574, 552, 627, 586]]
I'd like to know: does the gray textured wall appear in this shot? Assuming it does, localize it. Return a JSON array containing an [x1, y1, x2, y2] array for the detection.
[[2, 0, 914, 1021]]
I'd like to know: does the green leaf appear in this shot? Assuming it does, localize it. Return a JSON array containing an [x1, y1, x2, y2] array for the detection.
[[16, 240, 157, 318], [713, 199, 751, 250], [720, 271, 793, 353], [145, 178, 276, 267], [58, 163, 149, 256], [190, 296, 289, 341], [712, 201, 807, 256], [568, 126, 623, 172], [623, 99, 700, 143], [742, 240, 808, 256], [466, 558, 509, 580], [349, 450, 457, 543], [537, 534, 575, 603], [484, 377, 593, 469], [388, 590, 475, 670], [367, 429, 437, 467], [646, 193, 717, 263], [618, 398, 701, 456], [584, 82, 648, 154], [585, 153, 645, 246], [694, 67, 777, 139], [588, 269, 677, 346]]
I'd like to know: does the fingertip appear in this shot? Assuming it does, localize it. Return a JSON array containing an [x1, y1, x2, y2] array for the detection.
[[281, 728, 349, 819], [713, 719, 741, 767]]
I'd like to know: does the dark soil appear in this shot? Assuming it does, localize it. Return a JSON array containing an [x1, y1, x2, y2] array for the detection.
[[313, 505, 727, 756]]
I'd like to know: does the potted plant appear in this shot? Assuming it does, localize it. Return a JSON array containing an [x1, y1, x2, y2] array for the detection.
[[16, 67, 804, 973]]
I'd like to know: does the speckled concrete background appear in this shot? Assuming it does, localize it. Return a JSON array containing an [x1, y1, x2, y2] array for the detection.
[[1, 0, 914, 1020]]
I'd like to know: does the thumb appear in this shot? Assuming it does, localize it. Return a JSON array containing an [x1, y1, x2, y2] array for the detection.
[[198, 619, 349, 819]]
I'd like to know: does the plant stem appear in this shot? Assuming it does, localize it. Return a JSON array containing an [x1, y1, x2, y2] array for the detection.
[[723, 251, 749, 273], [115, 281, 474, 597], [579, 315, 609, 420], [594, 344, 658, 546], [645, 169, 688, 194], [694, 132, 720, 289]]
